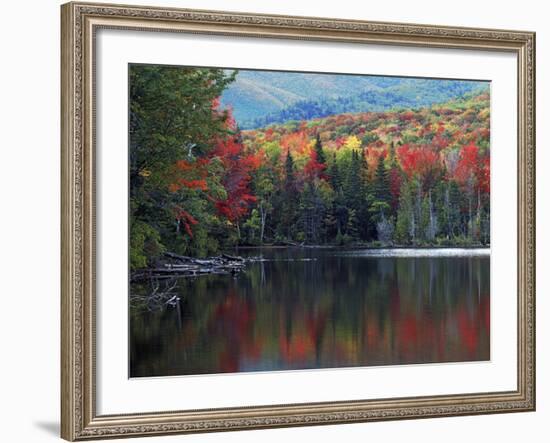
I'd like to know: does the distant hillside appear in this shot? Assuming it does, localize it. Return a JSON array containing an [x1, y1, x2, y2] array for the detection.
[[220, 70, 489, 129], [241, 90, 491, 166]]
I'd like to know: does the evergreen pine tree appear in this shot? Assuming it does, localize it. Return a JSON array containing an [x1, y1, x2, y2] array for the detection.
[[395, 179, 413, 244], [369, 157, 392, 220], [327, 152, 341, 190], [299, 181, 325, 244], [314, 133, 326, 165], [281, 150, 297, 240], [374, 156, 391, 204], [334, 187, 348, 235], [344, 150, 363, 211], [358, 149, 371, 241], [285, 149, 295, 188], [346, 208, 360, 240]]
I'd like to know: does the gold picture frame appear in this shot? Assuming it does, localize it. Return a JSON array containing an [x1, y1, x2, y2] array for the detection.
[[61, 1, 536, 440]]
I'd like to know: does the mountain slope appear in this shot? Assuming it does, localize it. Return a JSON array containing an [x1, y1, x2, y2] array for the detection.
[[220, 70, 489, 129], [241, 91, 491, 163]]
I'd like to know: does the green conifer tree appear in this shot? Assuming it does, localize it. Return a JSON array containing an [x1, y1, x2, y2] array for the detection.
[[370, 157, 392, 220], [395, 179, 413, 244], [281, 150, 297, 240], [314, 133, 326, 165]]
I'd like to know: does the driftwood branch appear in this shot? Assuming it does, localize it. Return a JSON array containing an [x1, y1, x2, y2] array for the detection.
[[130, 278, 181, 311]]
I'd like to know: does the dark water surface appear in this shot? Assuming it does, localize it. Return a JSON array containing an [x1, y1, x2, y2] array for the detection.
[[130, 248, 490, 377]]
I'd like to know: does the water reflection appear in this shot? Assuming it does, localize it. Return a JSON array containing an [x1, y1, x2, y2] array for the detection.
[[130, 249, 490, 377]]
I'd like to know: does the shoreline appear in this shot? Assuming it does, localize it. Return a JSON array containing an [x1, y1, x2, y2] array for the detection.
[[233, 244, 490, 251], [132, 245, 490, 279]]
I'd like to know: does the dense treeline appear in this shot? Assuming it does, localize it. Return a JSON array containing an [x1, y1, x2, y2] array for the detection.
[[130, 65, 490, 270]]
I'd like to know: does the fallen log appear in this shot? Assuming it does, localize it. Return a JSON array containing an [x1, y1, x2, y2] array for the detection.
[[163, 252, 194, 262], [221, 253, 245, 262], [132, 252, 250, 281]]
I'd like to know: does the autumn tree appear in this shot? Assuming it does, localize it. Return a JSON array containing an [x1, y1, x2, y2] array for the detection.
[[129, 65, 236, 267]]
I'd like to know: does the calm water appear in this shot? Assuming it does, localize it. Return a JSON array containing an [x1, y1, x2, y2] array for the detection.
[[129, 248, 490, 377]]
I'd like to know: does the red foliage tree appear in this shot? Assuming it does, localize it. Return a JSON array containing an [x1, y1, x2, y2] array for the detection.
[[213, 136, 259, 222], [168, 158, 210, 193], [303, 149, 326, 181], [174, 207, 198, 237], [398, 144, 439, 178], [454, 143, 489, 193], [388, 166, 403, 211]]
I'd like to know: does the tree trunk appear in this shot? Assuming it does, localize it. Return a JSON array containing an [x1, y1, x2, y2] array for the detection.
[[260, 205, 267, 244]]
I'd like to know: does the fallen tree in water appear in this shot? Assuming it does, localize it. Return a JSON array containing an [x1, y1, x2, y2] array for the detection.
[[131, 252, 255, 281]]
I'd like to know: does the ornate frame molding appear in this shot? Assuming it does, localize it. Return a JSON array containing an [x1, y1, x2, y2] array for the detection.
[[61, 2, 535, 440]]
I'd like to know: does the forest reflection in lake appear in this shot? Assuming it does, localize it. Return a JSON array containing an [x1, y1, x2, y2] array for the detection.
[[129, 248, 490, 377]]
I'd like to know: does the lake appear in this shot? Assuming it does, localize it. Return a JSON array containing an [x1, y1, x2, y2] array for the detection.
[[129, 248, 490, 377]]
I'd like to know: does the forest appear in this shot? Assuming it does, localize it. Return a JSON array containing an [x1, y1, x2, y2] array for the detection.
[[130, 65, 490, 270]]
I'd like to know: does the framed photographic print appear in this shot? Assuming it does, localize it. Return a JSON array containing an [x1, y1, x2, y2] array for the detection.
[[61, 1, 536, 440]]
